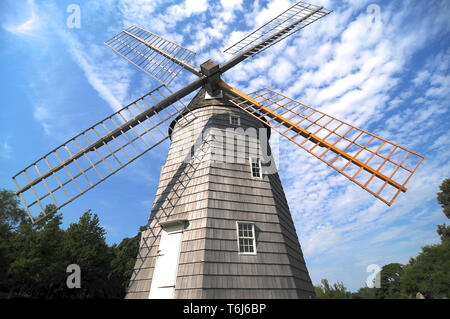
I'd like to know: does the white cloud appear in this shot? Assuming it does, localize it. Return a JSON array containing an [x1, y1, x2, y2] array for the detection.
[[3, 0, 40, 35], [219, 0, 243, 22], [118, 0, 167, 28], [413, 70, 430, 87], [6, 1, 136, 137], [168, 0, 208, 16], [32, 104, 53, 135], [430, 135, 450, 151], [221, 0, 242, 10], [303, 223, 340, 255], [269, 58, 294, 85], [0, 138, 13, 160], [60, 30, 132, 112], [163, 0, 209, 29], [249, 0, 293, 30]]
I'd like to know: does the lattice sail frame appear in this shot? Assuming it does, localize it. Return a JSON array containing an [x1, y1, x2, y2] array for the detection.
[[13, 85, 196, 224], [221, 83, 424, 206], [224, 1, 332, 58], [105, 25, 197, 85]]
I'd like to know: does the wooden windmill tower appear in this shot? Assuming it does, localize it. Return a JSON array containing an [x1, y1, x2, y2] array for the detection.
[[12, 1, 424, 299]]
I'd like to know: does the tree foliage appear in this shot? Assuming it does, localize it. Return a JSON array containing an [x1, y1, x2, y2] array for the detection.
[[0, 190, 28, 295], [400, 240, 450, 299], [3, 177, 450, 299], [376, 263, 405, 299], [108, 227, 143, 295], [437, 178, 450, 219], [0, 188, 141, 298], [436, 178, 450, 241], [0, 189, 27, 234], [315, 279, 352, 299], [63, 210, 116, 298], [318, 177, 450, 299], [352, 287, 377, 299], [8, 207, 67, 298]]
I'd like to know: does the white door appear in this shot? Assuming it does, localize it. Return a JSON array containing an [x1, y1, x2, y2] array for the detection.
[[149, 224, 183, 299]]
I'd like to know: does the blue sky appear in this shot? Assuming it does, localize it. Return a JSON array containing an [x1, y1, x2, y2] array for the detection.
[[0, 0, 449, 292]]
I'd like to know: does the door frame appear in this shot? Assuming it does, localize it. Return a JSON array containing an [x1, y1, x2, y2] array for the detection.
[[148, 219, 188, 299]]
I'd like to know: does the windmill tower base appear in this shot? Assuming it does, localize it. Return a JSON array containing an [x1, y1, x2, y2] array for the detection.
[[125, 90, 315, 299]]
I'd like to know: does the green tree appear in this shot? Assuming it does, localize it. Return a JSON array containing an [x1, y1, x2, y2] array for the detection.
[[400, 240, 450, 299], [0, 189, 27, 295], [0, 188, 145, 298], [108, 227, 143, 297], [437, 178, 450, 218], [437, 178, 450, 241], [352, 287, 377, 299], [315, 279, 352, 299], [63, 210, 114, 298], [436, 224, 450, 242], [376, 263, 405, 299], [0, 189, 27, 233], [351, 178, 450, 300], [399, 178, 450, 299], [8, 206, 67, 298]]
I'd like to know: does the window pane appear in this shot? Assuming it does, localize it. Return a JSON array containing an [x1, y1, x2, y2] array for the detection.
[[251, 158, 261, 178], [237, 223, 256, 253], [230, 115, 240, 125]]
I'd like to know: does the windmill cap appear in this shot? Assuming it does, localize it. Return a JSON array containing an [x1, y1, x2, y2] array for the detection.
[[168, 87, 271, 140]]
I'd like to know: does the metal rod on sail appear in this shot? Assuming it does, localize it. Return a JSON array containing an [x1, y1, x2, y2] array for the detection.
[[219, 6, 324, 74], [123, 30, 203, 77]]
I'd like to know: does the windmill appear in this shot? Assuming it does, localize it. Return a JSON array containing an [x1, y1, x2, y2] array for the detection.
[[12, 1, 424, 299]]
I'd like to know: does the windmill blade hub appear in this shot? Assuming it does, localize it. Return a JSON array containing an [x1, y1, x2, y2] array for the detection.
[[200, 59, 222, 96]]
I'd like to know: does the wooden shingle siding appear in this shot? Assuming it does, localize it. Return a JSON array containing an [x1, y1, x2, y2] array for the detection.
[[126, 90, 315, 299]]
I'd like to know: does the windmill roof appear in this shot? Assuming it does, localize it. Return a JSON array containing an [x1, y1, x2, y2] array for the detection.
[[168, 87, 271, 140]]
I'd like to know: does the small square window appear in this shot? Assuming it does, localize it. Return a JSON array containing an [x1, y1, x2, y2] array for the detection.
[[250, 157, 262, 178], [237, 222, 256, 254], [230, 114, 240, 126]]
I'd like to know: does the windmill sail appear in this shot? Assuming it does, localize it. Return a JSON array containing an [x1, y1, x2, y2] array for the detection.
[[13, 85, 198, 224], [223, 1, 332, 58], [105, 25, 200, 85], [219, 81, 424, 206], [219, 1, 331, 74]]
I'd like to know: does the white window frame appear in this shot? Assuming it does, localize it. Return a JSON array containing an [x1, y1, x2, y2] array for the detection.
[[236, 221, 257, 255], [229, 114, 240, 126], [249, 156, 262, 179]]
